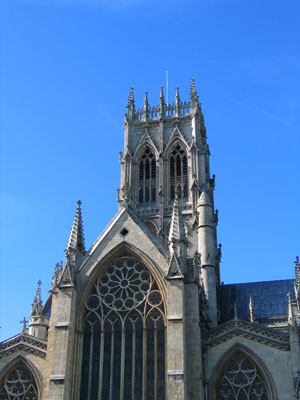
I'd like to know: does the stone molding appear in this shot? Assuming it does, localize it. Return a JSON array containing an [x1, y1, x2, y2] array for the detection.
[[203, 320, 289, 351], [0, 333, 47, 359]]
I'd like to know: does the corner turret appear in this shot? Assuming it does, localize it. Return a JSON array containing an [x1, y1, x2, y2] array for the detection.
[[197, 190, 218, 327], [28, 281, 49, 339]]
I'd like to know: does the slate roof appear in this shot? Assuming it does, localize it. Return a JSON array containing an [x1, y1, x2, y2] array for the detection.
[[218, 279, 294, 322]]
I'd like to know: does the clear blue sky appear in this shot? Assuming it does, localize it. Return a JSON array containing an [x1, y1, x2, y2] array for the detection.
[[1, 0, 299, 341]]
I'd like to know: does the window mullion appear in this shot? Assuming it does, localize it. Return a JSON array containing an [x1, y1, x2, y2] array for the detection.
[[120, 324, 126, 400], [142, 326, 147, 400], [87, 323, 94, 400], [131, 323, 136, 400], [109, 324, 115, 400], [154, 321, 158, 400], [98, 327, 104, 400]]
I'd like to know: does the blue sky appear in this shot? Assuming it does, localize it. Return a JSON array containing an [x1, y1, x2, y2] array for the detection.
[[1, 0, 299, 340]]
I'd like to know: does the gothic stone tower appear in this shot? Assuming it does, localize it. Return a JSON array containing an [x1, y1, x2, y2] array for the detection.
[[0, 80, 299, 400]]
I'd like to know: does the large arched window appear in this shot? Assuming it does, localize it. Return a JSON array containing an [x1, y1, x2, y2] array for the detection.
[[214, 349, 273, 400], [80, 253, 166, 400], [0, 361, 39, 400], [138, 148, 156, 204], [169, 143, 188, 200]]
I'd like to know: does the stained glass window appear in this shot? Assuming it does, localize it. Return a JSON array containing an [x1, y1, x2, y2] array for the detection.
[[80, 254, 165, 400], [0, 362, 38, 400], [216, 350, 271, 400]]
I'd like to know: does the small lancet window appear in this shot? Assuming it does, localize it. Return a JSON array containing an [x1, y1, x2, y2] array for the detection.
[[138, 148, 156, 204], [169, 144, 188, 200]]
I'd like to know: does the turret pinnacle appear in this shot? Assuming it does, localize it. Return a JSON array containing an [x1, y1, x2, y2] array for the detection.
[[127, 87, 135, 107], [168, 192, 186, 244], [126, 87, 135, 120], [66, 200, 85, 254], [30, 280, 43, 317], [190, 77, 199, 99], [159, 87, 164, 104]]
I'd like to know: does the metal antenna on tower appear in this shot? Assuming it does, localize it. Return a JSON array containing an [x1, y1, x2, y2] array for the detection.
[[166, 69, 169, 106]]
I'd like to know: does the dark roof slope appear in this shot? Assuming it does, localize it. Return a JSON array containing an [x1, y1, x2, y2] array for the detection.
[[218, 279, 294, 322]]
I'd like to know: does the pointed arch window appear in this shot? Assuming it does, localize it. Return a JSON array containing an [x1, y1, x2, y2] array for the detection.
[[169, 144, 188, 200], [80, 253, 166, 400], [0, 361, 39, 400], [215, 349, 272, 400], [138, 148, 156, 204]]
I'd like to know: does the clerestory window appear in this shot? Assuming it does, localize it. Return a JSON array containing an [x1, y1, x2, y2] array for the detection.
[[169, 144, 188, 200], [0, 362, 39, 400], [80, 253, 166, 400], [138, 148, 156, 204]]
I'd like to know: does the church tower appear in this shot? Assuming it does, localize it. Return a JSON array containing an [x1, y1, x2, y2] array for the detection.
[[118, 80, 220, 327]]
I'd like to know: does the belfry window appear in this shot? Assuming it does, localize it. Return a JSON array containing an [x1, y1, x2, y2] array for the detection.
[[0, 362, 39, 400], [138, 148, 156, 204], [80, 253, 166, 400], [215, 349, 271, 400], [169, 144, 188, 200]]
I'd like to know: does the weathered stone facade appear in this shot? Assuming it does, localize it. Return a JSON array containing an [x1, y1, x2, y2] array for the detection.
[[0, 80, 299, 399]]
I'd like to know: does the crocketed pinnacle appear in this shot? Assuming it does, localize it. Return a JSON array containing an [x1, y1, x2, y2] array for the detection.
[[168, 192, 186, 243], [190, 78, 199, 102], [66, 200, 85, 253], [127, 87, 135, 107], [175, 87, 180, 102], [31, 280, 43, 317], [144, 91, 149, 109], [159, 87, 165, 106]]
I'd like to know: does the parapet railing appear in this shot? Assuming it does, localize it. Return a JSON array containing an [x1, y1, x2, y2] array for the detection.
[[135, 102, 192, 121]]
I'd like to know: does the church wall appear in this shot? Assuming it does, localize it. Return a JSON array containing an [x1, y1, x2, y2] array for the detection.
[[184, 282, 204, 400], [205, 337, 295, 400], [166, 279, 186, 400]]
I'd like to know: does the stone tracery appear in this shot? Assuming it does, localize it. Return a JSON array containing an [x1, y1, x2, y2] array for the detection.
[[0, 362, 38, 400], [80, 253, 165, 400], [215, 350, 271, 400]]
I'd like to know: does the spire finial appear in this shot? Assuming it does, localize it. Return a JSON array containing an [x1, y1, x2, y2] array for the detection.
[[66, 200, 85, 254], [295, 256, 300, 284], [144, 91, 148, 108], [36, 280, 41, 299], [160, 86, 164, 100], [30, 280, 43, 317], [175, 87, 180, 117], [127, 87, 134, 106], [190, 77, 200, 110], [159, 87, 165, 117], [190, 77, 197, 97]]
